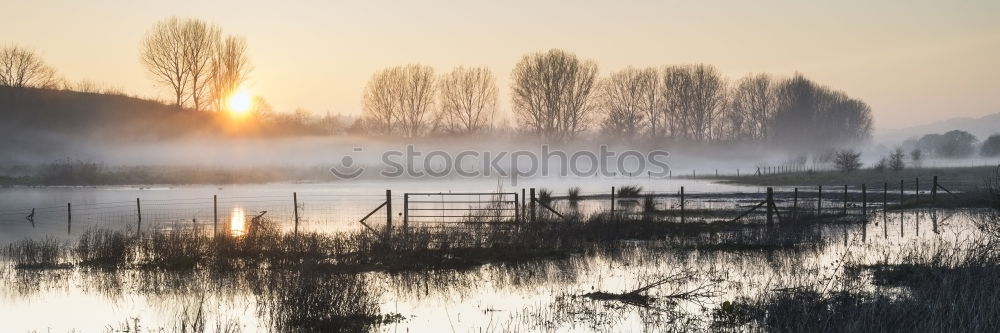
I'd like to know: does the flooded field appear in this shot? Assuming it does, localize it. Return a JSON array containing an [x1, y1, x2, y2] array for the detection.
[[1, 178, 997, 332], [0, 178, 750, 243]]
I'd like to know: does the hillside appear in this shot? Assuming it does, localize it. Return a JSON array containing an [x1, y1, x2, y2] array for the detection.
[[875, 112, 1000, 144]]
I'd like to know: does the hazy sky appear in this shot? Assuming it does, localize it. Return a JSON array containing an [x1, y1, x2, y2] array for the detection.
[[2, 0, 998, 129]]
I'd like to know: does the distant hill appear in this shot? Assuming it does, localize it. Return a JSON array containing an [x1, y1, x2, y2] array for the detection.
[[0, 86, 227, 140], [875, 113, 1000, 145], [0, 86, 333, 165]]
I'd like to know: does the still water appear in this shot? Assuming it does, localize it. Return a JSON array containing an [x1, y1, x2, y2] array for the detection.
[[0, 178, 977, 332]]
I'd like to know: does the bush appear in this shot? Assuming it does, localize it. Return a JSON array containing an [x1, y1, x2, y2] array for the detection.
[[833, 150, 862, 173], [889, 148, 905, 172]]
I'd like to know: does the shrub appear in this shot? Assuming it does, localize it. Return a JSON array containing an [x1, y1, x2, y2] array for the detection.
[[833, 150, 862, 173]]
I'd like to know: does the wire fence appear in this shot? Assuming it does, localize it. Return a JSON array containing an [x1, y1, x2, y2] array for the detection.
[[0, 175, 977, 241]]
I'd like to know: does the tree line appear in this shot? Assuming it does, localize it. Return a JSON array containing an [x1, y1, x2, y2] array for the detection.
[[361, 49, 873, 149]]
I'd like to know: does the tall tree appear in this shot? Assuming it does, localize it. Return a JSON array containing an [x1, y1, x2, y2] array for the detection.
[[598, 67, 654, 138], [181, 19, 220, 112], [396, 65, 436, 137], [728, 73, 776, 142], [437, 66, 498, 135], [140, 17, 188, 108], [660, 64, 725, 142], [361, 65, 436, 137], [0, 45, 58, 88], [210, 35, 252, 112], [511, 49, 599, 142], [361, 67, 401, 134]]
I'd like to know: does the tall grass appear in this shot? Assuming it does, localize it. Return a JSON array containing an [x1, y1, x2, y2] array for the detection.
[[2, 238, 68, 269], [617, 184, 643, 198]]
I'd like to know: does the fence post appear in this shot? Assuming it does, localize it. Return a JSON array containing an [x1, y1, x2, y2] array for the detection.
[[793, 188, 798, 220], [293, 192, 299, 235], [136, 198, 142, 236], [512, 192, 519, 223], [680, 186, 685, 224], [817, 185, 822, 217], [403, 193, 409, 227], [521, 187, 528, 222], [766, 187, 774, 225], [530, 188, 536, 223], [385, 190, 392, 234], [737, 169, 740, 177], [692, 170, 696, 179], [610, 186, 615, 215], [213, 195, 218, 235], [915, 177, 919, 201], [843, 185, 848, 216], [715, 169, 718, 177], [67, 203, 71, 235], [862, 184, 867, 218], [932, 176, 938, 204]]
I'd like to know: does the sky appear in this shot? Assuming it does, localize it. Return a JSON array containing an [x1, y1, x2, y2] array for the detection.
[[2, 0, 998, 129]]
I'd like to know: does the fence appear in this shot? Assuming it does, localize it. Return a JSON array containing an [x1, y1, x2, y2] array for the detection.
[[0, 174, 975, 241]]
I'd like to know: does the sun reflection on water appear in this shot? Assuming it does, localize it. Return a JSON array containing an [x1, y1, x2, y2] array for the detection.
[[230, 207, 246, 236]]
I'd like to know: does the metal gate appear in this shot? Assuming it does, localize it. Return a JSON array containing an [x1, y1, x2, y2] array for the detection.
[[403, 192, 520, 225]]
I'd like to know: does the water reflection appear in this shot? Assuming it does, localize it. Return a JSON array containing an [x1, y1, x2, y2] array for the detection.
[[230, 207, 245, 237], [0, 208, 992, 332]]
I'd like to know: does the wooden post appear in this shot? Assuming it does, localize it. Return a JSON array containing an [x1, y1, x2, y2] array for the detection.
[[737, 169, 740, 177], [610, 186, 615, 215], [715, 169, 718, 177], [766, 187, 774, 225], [513, 192, 519, 223], [843, 185, 848, 216], [403, 193, 410, 227], [213, 195, 217, 235], [793, 188, 799, 219], [521, 187, 528, 218], [692, 170, 696, 179], [530, 188, 537, 223], [915, 177, 919, 201], [136, 198, 142, 236], [680, 186, 685, 224], [862, 184, 867, 217], [817, 185, 822, 217], [385, 190, 392, 233], [293, 192, 299, 235], [931, 176, 938, 203], [67, 203, 71, 235]]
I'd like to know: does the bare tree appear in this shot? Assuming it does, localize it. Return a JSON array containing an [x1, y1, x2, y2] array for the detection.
[[598, 67, 654, 138], [660, 64, 725, 142], [210, 35, 252, 112], [0, 45, 59, 89], [362, 67, 401, 134], [396, 65, 436, 137], [181, 19, 220, 112], [728, 73, 775, 142], [437, 66, 498, 135], [140, 17, 188, 107], [511, 49, 599, 142], [361, 65, 436, 137]]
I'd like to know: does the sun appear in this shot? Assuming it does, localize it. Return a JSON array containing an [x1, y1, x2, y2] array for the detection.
[[226, 89, 253, 114]]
